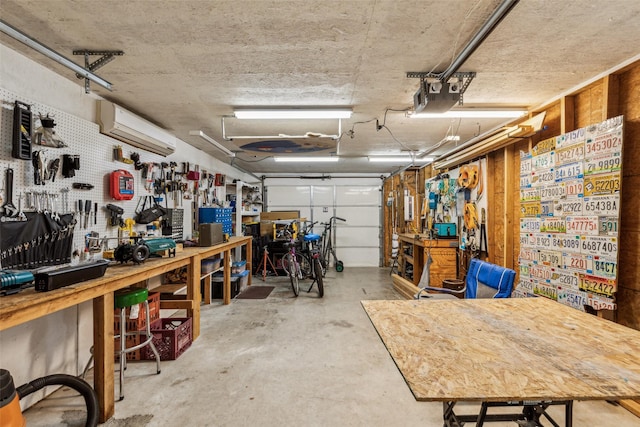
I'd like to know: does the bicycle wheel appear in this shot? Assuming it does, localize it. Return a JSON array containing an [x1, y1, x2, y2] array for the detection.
[[314, 256, 324, 297], [317, 252, 327, 277], [298, 253, 312, 279], [285, 254, 299, 296], [280, 253, 290, 275]]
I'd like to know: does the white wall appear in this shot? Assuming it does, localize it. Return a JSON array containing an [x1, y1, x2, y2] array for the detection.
[[0, 43, 252, 408]]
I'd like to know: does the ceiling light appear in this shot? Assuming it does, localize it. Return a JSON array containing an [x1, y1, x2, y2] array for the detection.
[[273, 156, 339, 162], [444, 135, 461, 141], [234, 109, 352, 120], [368, 156, 433, 163], [409, 109, 527, 119], [189, 130, 235, 157]]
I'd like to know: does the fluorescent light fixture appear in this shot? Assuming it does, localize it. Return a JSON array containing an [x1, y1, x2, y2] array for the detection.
[[273, 156, 339, 162], [234, 109, 352, 120], [368, 156, 433, 163], [189, 130, 235, 157], [0, 20, 113, 91], [444, 135, 461, 141], [409, 109, 527, 119]]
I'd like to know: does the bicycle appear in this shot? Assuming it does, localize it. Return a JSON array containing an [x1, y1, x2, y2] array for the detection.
[[280, 221, 324, 297], [299, 221, 324, 297], [320, 216, 346, 272]]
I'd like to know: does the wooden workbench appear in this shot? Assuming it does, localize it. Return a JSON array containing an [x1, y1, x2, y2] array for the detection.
[[362, 298, 640, 424], [0, 235, 251, 423], [397, 234, 458, 288]]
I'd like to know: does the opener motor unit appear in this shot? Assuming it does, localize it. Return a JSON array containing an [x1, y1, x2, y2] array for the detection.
[[413, 80, 461, 114]]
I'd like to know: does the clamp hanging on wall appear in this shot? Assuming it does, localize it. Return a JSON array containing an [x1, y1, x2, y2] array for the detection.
[[73, 50, 124, 93]]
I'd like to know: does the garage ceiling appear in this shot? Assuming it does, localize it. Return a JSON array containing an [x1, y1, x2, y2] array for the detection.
[[1, 0, 639, 175]]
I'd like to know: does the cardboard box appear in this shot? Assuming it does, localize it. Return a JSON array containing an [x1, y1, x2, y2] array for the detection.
[[260, 211, 300, 221]]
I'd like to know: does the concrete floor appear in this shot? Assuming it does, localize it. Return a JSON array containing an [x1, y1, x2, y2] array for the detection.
[[24, 267, 639, 426]]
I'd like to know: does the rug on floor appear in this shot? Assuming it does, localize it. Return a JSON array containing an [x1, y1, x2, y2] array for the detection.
[[236, 286, 275, 299]]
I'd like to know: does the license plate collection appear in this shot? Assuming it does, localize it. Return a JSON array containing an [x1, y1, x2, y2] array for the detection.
[[517, 116, 622, 311]]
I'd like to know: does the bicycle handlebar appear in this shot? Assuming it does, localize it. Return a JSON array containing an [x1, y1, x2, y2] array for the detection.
[[333, 217, 346, 222]]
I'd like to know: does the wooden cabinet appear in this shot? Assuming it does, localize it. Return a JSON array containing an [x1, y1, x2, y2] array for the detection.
[[397, 234, 458, 288]]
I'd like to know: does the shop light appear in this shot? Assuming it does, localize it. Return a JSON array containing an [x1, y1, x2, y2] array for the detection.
[[368, 156, 434, 163], [189, 130, 235, 157], [409, 109, 527, 119], [273, 156, 339, 162], [234, 109, 352, 120]]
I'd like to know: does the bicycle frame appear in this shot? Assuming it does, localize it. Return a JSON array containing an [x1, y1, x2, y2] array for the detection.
[[283, 243, 300, 296], [320, 216, 345, 272]]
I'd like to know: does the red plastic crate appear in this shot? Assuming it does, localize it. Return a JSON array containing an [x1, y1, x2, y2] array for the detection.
[[115, 334, 142, 361], [113, 292, 160, 332], [141, 317, 193, 361]]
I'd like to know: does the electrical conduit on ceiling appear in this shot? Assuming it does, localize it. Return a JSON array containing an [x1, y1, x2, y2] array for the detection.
[[430, 0, 521, 167]]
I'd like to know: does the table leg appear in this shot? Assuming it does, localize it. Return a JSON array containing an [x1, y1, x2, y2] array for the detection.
[[565, 400, 573, 427], [203, 274, 212, 305], [93, 293, 114, 423], [246, 239, 252, 286], [223, 250, 231, 305], [188, 254, 202, 340]]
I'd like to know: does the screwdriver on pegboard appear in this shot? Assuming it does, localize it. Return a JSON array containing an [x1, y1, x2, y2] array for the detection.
[[84, 200, 91, 229]]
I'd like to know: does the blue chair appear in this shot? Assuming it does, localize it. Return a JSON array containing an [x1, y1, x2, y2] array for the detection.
[[415, 258, 516, 300]]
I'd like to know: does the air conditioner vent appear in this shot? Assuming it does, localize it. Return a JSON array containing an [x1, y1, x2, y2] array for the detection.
[[98, 100, 176, 156]]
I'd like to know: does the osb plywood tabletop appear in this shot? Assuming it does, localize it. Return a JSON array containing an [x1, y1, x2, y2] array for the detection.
[[361, 298, 640, 402]]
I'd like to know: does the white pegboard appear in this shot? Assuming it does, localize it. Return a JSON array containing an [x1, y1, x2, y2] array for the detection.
[[0, 86, 199, 261]]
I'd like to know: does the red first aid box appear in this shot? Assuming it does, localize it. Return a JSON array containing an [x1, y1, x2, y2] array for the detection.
[[110, 169, 134, 200]]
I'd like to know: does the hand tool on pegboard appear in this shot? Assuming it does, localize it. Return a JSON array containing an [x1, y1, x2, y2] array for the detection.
[[12, 100, 33, 160], [84, 200, 92, 229], [78, 200, 84, 229], [32, 151, 47, 185], [1, 168, 19, 219], [479, 208, 488, 259], [48, 158, 60, 182]]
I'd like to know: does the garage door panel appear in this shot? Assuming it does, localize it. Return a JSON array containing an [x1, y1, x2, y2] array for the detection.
[[335, 248, 379, 267], [336, 186, 380, 205], [267, 185, 310, 206], [336, 207, 379, 227], [311, 208, 333, 227], [312, 186, 334, 205], [336, 226, 379, 247]]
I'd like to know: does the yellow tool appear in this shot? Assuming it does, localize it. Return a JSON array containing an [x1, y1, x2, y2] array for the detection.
[[464, 202, 479, 229]]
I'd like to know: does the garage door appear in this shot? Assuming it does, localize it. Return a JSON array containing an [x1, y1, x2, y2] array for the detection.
[[265, 183, 381, 267]]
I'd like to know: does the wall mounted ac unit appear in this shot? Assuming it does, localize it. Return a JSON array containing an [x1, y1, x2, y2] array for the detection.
[[98, 100, 176, 156]]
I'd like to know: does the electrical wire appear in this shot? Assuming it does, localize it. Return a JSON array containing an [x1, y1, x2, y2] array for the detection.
[[380, 124, 412, 152], [447, 0, 485, 71], [232, 154, 273, 163]]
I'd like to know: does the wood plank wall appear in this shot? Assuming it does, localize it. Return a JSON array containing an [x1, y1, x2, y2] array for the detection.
[[617, 64, 640, 331], [382, 60, 640, 332], [382, 166, 431, 265]]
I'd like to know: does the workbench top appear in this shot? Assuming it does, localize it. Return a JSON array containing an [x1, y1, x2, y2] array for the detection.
[[362, 298, 640, 402], [398, 233, 458, 248]]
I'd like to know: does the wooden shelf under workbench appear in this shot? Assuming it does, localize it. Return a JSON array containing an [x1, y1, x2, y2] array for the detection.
[[397, 233, 458, 289]]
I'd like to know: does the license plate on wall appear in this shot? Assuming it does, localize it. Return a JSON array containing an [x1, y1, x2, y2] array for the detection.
[[555, 144, 585, 165], [583, 173, 620, 196], [566, 216, 599, 236], [563, 252, 593, 273], [584, 152, 621, 176], [583, 195, 619, 216], [580, 235, 618, 257], [579, 274, 616, 297]]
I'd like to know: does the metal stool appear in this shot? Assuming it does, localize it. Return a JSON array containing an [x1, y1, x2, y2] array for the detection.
[[82, 288, 161, 401], [115, 288, 161, 400]]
